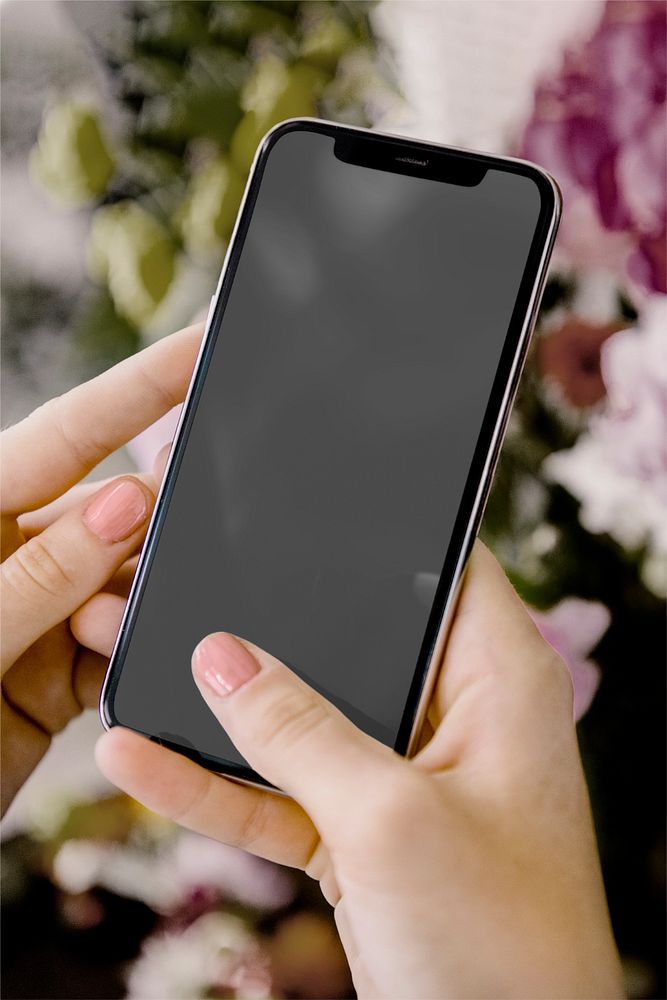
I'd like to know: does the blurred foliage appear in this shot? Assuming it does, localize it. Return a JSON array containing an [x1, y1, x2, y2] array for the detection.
[[30, 0, 383, 356]]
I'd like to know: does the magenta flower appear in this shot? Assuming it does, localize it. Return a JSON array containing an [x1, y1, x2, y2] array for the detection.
[[521, 0, 666, 293]]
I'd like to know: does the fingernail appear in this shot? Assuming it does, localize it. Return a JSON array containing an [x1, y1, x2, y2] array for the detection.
[[83, 478, 150, 542], [192, 633, 260, 697]]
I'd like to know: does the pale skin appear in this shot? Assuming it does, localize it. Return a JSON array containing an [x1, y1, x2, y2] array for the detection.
[[1, 324, 624, 999]]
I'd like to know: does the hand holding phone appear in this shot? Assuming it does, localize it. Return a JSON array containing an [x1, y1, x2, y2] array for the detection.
[[94, 542, 624, 1000], [100, 119, 562, 788], [0, 325, 202, 815]]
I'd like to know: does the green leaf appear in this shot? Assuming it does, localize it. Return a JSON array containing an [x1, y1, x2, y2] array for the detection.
[[208, 0, 293, 48], [177, 154, 244, 256], [135, 2, 209, 58], [136, 49, 244, 147], [231, 58, 328, 172], [119, 54, 182, 98], [300, 12, 357, 71], [122, 145, 184, 188], [87, 202, 176, 326], [30, 103, 114, 206]]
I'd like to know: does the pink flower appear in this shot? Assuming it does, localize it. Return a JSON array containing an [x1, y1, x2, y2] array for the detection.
[[536, 317, 622, 407], [521, 0, 666, 293], [528, 598, 611, 720]]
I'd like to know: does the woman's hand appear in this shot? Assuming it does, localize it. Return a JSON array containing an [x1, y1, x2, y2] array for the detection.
[[0, 324, 202, 815], [88, 542, 623, 1000]]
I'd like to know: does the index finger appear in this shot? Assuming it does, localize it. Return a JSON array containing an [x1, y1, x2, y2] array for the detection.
[[95, 728, 320, 870], [1, 323, 203, 514]]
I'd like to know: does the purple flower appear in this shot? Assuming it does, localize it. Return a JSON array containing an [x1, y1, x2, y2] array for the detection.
[[522, 0, 666, 293], [528, 598, 610, 720]]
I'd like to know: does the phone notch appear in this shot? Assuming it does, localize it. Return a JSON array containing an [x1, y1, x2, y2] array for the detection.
[[334, 134, 487, 186]]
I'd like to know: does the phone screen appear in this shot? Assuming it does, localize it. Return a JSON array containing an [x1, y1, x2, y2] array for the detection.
[[107, 125, 550, 777]]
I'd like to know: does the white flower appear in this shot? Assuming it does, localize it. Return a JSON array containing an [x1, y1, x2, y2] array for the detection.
[[546, 433, 667, 552], [53, 840, 105, 895], [127, 912, 270, 1000], [544, 296, 667, 579], [52, 840, 184, 911], [51, 830, 294, 914]]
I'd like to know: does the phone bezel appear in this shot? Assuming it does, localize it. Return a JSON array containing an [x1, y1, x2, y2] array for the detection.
[[100, 118, 561, 792]]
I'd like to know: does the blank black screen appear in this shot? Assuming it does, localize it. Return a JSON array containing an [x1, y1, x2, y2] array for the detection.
[[110, 128, 543, 768]]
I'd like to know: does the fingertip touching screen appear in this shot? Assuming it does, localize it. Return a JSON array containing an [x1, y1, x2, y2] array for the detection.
[[108, 126, 545, 778]]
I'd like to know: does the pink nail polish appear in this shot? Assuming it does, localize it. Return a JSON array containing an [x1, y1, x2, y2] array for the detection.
[[83, 479, 149, 542], [192, 633, 260, 697]]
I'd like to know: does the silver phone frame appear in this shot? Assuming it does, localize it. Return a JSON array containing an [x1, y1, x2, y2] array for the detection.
[[100, 117, 562, 794]]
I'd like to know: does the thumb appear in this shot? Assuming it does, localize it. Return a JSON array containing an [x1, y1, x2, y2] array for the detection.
[[191, 632, 393, 829]]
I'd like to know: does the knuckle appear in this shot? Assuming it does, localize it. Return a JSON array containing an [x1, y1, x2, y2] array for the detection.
[[319, 871, 341, 907], [138, 362, 180, 414], [45, 398, 103, 471], [3, 535, 74, 602], [303, 834, 327, 882], [307, 838, 340, 903], [256, 687, 329, 754], [234, 790, 272, 852], [169, 770, 211, 827]]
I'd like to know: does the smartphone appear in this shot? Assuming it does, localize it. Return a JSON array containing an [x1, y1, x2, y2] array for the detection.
[[101, 118, 561, 792]]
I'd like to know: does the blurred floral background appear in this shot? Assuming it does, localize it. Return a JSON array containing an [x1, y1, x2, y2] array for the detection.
[[1, 1, 665, 998]]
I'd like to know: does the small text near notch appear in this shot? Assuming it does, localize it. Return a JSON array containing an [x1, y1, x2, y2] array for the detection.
[[334, 134, 487, 186]]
